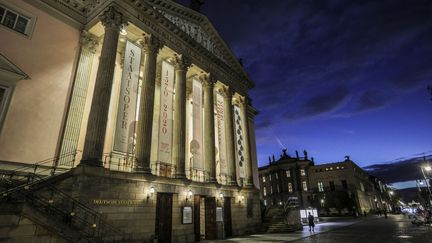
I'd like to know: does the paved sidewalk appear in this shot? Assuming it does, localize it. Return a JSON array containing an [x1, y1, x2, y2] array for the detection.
[[206, 216, 379, 242]]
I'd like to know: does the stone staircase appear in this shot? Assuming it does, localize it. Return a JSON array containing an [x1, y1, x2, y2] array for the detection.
[[263, 206, 303, 233], [0, 153, 128, 242]]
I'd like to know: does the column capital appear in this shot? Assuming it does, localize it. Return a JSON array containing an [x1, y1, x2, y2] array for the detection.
[[80, 30, 99, 53], [173, 54, 192, 71], [99, 6, 127, 30], [199, 73, 216, 88], [140, 34, 163, 55], [219, 85, 233, 99]]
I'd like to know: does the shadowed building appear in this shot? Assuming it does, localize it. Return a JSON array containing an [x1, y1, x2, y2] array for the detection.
[[0, 0, 260, 242], [259, 151, 391, 216]]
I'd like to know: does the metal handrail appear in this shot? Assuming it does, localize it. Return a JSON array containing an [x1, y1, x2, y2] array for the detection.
[[2, 173, 128, 241]]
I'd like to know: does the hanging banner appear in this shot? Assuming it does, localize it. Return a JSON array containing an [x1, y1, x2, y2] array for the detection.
[[158, 61, 175, 164], [216, 93, 227, 174], [191, 78, 203, 169], [113, 40, 141, 153], [234, 105, 245, 178]]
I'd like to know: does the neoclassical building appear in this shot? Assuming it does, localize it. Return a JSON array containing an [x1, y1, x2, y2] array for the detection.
[[0, 0, 260, 242]]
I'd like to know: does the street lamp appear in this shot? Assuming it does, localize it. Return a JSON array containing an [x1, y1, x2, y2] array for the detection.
[[420, 157, 432, 206]]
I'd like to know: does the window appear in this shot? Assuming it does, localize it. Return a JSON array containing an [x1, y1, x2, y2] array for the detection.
[[288, 182, 293, 193], [247, 199, 253, 217], [270, 186, 273, 194], [269, 175, 272, 181], [286, 170, 291, 177], [263, 187, 267, 196], [0, 82, 14, 131], [275, 173, 278, 179], [302, 181, 308, 191], [262, 176, 266, 183], [342, 180, 348, 190], [0, 3, 36, 37], [318, 182, 324, 192], [300, 169, 306, 176], [329, 181, 335, 191], [277, 184, 279, 193], [263, 199, 267, 206]]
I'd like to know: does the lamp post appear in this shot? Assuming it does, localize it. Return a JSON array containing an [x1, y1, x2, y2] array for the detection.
[[420, 157, 432, 207]]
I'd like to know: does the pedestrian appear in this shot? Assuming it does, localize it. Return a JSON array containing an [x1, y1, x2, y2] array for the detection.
[[308, 212, 315, 232], [363, 211, 367, 217], [384, 210, 387, 219]]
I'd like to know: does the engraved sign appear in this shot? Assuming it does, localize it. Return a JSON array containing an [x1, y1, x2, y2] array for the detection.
[[158, 61, 175, 164], [234, 105, 245, 178], [191, 78, 203, 169], [114, 41, 141, 153], [216, 93, 227, 174]]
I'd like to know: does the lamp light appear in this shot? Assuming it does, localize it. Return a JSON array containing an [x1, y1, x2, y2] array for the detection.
[[425, 166, 432, 172]]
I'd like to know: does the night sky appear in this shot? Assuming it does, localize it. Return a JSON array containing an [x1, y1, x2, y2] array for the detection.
[[178, 0, 432, 167]]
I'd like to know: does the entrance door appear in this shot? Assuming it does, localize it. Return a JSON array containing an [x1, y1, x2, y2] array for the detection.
[[224, 197, 232, 237], [155, 193, 173, 243], [205, 197, 217, 240], [194, 195, 201, 241]]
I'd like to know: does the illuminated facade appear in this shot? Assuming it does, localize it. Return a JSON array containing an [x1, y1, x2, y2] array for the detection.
[[0, 0, 260, 242]]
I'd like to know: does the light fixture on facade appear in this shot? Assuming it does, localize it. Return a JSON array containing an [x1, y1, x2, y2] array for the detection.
[[425, 166, 432, 172], [219, 193, 224, 199], [147, 186, 155, 200], [120, 26, 127, 36]]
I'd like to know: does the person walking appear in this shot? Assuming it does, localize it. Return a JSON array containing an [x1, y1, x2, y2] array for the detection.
[[308, 212, 315, 232]]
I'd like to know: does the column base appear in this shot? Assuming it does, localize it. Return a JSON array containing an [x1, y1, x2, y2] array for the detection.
[[80, 158, 103, 167], [175, 173, 186, 179], [135, 167, 152, 174], [206, 177, 217, 183]]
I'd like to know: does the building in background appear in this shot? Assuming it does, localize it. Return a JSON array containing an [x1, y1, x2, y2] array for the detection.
[[0, 0, 260, 242], [259, 151, 392, 216]]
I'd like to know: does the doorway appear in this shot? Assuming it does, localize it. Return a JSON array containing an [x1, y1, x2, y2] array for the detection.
[[155, 193, 173, 243], [205, 197, 217, 240], [224, 197, 232, 237]]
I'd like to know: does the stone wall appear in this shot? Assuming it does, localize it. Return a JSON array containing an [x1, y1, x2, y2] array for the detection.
[[56, 165, 261, 242]]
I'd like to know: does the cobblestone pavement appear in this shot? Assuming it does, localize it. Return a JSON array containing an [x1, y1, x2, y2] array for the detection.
[[208, 215, 432, 242]]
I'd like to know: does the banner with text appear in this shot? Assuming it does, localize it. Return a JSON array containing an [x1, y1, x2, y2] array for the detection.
[[158, 61, 175, 164], [216, 93, 227, 174], [234, 105, 245, 178], [113, 40, 141, 153], [191, 78, 203, 169]]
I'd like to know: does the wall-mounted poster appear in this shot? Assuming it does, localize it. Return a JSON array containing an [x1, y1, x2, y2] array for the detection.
[[182, 206, 193, 224], [216, 207, 223, 222]]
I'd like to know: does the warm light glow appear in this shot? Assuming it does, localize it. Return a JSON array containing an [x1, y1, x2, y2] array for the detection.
[[120, 27, 127, 36], [389, 191, 394, 195], [219, 193, 224, 198], [320, 199, 324, 203], [150, 187, 155, 194], [425, 166, 432, 172], [188, 189, 193, 197]]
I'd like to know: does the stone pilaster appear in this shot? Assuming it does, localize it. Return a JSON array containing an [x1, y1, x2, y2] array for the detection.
[[172, 54, 192, 178], [81, 6, 127, 166], [239, 97, 253, 186], [135, 34, 162, 173], [201, 73, 216, 182], [220, 86, 237, 185], [59, 31, 99, 167]]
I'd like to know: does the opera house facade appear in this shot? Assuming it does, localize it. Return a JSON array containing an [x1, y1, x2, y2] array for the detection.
[[0, 0, 260, 242]]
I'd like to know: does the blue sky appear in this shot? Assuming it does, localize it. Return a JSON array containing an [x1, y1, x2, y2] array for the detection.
[[180, 0, 432, 167]]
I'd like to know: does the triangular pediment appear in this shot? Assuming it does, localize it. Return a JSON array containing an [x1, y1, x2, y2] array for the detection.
[[147, 0, 252, 86]]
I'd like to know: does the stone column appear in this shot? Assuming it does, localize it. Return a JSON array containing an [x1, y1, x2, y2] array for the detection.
[[221, 86, 237, 185], [81, 7, 127, 166], [172, 54, 191, 178], [135, 34, 162, 173], [239, 97, 253, 186], [201, 74, 216, 182], [58, 31, 98, 167]]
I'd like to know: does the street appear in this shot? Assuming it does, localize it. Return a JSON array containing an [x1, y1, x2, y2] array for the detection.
[[211, 215, 432, 243]]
